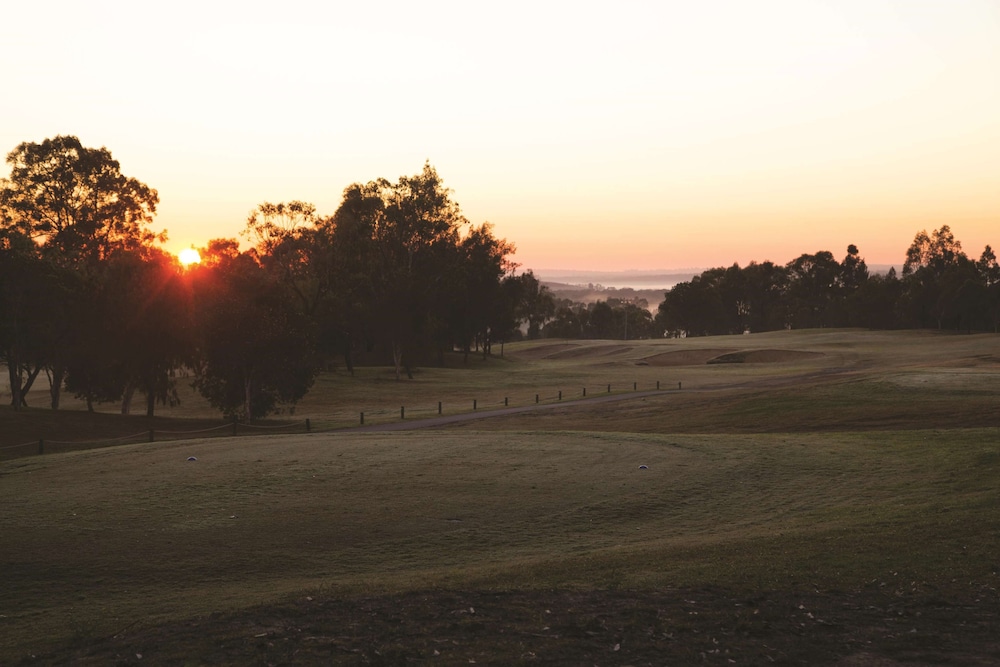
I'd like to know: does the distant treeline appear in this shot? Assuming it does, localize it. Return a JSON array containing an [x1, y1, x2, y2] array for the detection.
[[0, 136, 553, 421], [651, 230, 999, 337], [535, 228, 999, 340]]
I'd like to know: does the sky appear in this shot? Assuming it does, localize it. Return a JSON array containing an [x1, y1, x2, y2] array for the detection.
[[2, 0, 999, 273]]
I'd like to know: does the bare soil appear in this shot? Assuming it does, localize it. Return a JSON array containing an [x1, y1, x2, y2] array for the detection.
[[29, 584, 1000, 666]]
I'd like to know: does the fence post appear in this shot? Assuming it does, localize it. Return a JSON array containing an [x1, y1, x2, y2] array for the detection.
[[148, 429, 154, 443], [473, 399, 477, 411], [232, 419, 238, 436], [401, 406, 405, 420], [38, 439, 44, 455], [607, 384, 611, 393], [438, 401, 442, 415], [633, 382, 637, 391], [678, 381, 682, 390], [504, 397, 508, 406], [306, 418, 311, 433], [558, 390, 562, 401], [360, 412, 365, 425], [657, 380, 660, 390]]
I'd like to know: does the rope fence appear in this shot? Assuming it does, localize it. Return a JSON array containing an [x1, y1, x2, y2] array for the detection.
[[2, 378, 679, 459]]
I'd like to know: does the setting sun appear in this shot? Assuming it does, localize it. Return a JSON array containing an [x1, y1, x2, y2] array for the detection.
[[178, 247, 201, 267]]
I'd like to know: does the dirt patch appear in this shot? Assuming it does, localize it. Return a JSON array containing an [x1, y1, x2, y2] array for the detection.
[[944, 355, 1000, 368], [547, 344, 634, 360], [38, 585, 1000, 666], [643, 349, 737, 366], [708, 349, 825, 364]]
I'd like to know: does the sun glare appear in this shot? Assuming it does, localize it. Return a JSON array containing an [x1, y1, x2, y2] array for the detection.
[[178, 248, 201, 267]]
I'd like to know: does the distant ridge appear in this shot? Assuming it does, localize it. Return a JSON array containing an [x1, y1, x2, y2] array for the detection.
[[533, 264, 897, 291], [532, 269, 700, 290]]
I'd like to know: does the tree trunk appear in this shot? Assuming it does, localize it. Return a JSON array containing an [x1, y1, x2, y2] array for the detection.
[[7, 355, 22, 412], [121, 382, 136, 415], [343, 334, 354, 376], [20, 363, 42, 405], [392, 341, 403, 381], [243, 373, 253, 423], [48, 364, 65, 410]]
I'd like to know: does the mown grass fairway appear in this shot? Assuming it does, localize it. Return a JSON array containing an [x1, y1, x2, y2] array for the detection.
[[2, 330, 999, 664]]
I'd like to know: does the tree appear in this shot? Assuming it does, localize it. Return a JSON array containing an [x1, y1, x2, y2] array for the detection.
[[331, 163, 466, 379], [900, 226, 973, 329], [784, 251, 841, 328], [190, 247, 318, 422], [515, 271, 555, 339], [452, 223, 517, 360], [977, 245, 1000, 287], [903, 225, 964, 277], [1, 136, 162, 410], [1, 135, 161, 267], [839, 244, 869, 293], [656, 271, 729, 336]]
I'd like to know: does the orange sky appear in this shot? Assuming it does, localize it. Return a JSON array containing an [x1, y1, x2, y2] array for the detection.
[[2, 1, 998, 273]]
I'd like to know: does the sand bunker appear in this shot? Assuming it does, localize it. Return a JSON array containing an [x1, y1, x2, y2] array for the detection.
[[642, 349, 736, 366], [547, 345, 634, 360], [707, 349, 825, 364], [644, 348, 823, 366]]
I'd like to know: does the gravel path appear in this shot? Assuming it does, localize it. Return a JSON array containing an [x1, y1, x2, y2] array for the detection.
[[345, 389, 669, 432]]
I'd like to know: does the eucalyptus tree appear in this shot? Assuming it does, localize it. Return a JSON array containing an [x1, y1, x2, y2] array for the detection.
[[331, 163, 467, 379], [1, 135, 162, 408], [453, 223, 517, 359], [0, 135, 161, 267], [189, 246, 318, 422], [900, 226, 975, 329]]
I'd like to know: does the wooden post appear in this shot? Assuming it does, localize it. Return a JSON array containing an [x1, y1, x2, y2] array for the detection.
[[232, 419, 238, 436], [401, 406, 405, 419], [360, 412, 364, 425], [558, 390, 562, 400], [678, 381, 682, 390], [148, 429, 154, 443], [656, 381, 660, 390], [438, 401, 442, 415], [473, 399, 477, 410], [633, 382, 637, 391], [504, 397, 508, 406], [607, 384, 611, 393], [38, 439, 44, 455], [305, 418, 311, 433]]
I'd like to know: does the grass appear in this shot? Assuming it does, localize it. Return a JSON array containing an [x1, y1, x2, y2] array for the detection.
[[2, 328, 999, 663]]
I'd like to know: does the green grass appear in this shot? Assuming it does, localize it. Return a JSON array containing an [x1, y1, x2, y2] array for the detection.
[[2, 328, 1000, 662], [2, 427, 998, 659]]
